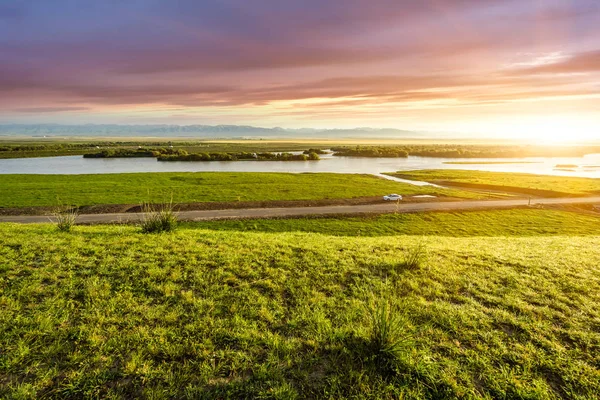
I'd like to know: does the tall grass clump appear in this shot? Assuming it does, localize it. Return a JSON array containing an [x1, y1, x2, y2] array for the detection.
[[402, 242, 427, 270], [51, 201, 78, 232], [367, 297, 413, 374], [140, 201, 178, 233]]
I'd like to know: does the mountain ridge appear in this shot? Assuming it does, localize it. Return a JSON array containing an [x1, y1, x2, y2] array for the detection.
[[0, 124, 425, 139]]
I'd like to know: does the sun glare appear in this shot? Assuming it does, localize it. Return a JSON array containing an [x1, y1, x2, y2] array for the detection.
[[485, 116, 600, 144]]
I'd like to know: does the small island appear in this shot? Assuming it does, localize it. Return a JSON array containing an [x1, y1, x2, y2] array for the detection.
[[331, 146, 408, 158], [83, 148, 321, 161], [330, 145, 600, 158], [303, 148, 329, 155], [158, 151, 320, 161]]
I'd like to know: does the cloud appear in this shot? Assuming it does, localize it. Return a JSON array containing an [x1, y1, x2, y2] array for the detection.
[[3, 68, 594, 112], [513, 50, 600, 74], [1, 0, 599, 126], [13, 107, 90, 113], [504, 52, 570, 69], [115, 46, 396, 74]]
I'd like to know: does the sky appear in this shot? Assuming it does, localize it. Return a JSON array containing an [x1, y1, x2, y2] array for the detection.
[[1, 0, 599, 140]]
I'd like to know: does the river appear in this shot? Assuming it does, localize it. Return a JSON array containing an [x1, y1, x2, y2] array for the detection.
[[1, 153, 599, 181]]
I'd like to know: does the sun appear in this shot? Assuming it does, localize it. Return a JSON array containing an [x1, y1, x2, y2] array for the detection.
[[528, 118, 597, 144], [485, 115, 600, 144]]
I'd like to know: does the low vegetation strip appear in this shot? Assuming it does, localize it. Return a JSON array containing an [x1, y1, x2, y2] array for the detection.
[[1, 225, 599, 398], [332, 146, 409, 158], [331, 145, 600, 158], [3, 141, 600, 159], [182, 209, 600, 237], [390, 169, 600, 197], [0, 141, 331, 159], [0, 172, 474, 209], [83, 148, 321, 161], [0, 196, 443, 217], [156, 151, 320, 161]]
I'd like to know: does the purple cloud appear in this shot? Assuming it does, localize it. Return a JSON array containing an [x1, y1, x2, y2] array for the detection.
[[0, 0, 599, 126]]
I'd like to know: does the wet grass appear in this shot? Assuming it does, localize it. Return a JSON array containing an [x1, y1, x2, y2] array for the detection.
[[1, 224, 599, 398], [0, 172, 473, 208]]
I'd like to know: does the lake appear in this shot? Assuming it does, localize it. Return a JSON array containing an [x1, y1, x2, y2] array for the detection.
[[1, 153, 599, 181]]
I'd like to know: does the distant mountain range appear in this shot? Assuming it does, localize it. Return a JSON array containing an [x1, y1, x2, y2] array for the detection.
[[0, 124, 425, 139]]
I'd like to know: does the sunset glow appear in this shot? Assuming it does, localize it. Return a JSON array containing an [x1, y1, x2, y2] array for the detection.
[[1, 0, 599, 140]]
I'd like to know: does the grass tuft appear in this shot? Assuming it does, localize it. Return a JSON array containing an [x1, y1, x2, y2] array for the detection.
[[140, 201, 178, 233], [51, 200, 78, 232], [402, 242, 427, 270], [368, 297, 413, 374]]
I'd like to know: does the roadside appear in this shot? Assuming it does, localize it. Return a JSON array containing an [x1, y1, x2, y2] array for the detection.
[[0, 194, 466, 216], [2, 196, 599, 224], [542, 202, 600, 216], [434, 184, 524, 198], [415, 180, 574, 198], [390, 174, 575, 198]]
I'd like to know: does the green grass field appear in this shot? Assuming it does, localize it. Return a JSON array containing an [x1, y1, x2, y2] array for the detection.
[[0, 172, 474, 209], [183, 209, 600, 237], [390, 170, 600, 197], [1, 222, 599, 398]]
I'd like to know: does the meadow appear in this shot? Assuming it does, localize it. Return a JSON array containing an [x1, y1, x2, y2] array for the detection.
[[183, 208, 600, 237], [0, 172, 474, 209], [1, 222, 599, 398], [390, 170, 600, 197]]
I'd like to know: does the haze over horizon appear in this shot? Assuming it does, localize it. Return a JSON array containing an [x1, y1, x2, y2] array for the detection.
[[1, 1, 599, 141]]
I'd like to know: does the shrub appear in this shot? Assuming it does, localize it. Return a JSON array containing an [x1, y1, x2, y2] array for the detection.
[[140, 202, 178, 233], [303, 148, 327, 155], [331, 146, 409, 158]]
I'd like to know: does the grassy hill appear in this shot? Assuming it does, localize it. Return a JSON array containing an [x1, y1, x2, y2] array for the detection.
[[1, 222, 599, 398], [184, 209, 600, 237]]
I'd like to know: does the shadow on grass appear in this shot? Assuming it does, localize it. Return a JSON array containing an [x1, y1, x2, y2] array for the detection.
[[196, 334, 461, 399]]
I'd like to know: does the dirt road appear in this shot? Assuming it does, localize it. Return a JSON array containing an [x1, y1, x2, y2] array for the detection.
[[1, 197, 599, 224]]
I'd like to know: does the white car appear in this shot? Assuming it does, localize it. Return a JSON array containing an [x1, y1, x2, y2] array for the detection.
[[383, 194, 402, 201]]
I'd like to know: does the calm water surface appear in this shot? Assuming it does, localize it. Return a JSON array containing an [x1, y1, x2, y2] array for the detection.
[[1, 153, 599, 180]]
